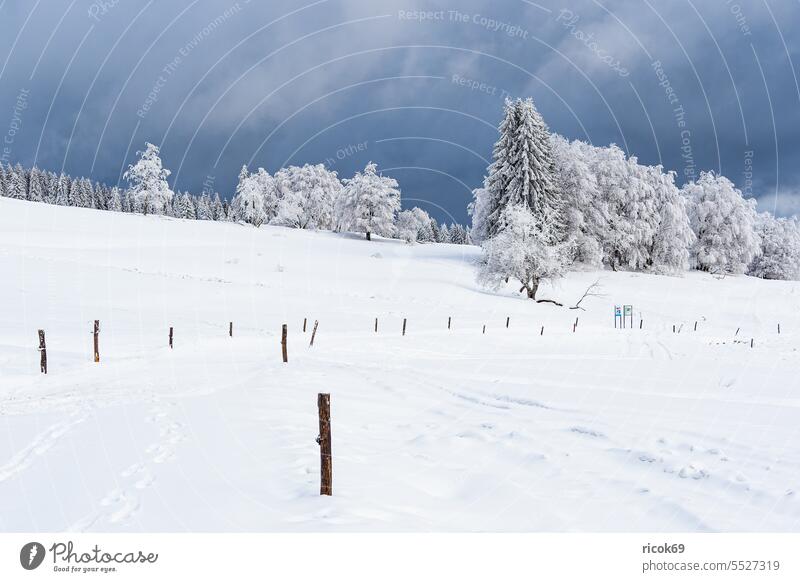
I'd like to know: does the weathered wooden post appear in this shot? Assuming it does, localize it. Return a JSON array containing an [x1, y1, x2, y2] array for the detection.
[[778, 323, 781, 334], [38, 330, 47, 374], [506, 317, 510, 329], [374, 317, 378, 333], [317, 393, 332, 496], [694, 321, 698, 332], [402, 318, 407, 336], [169, 327, 174, 349], [310, 320, 319, 347], [735, 327, 740, 337], [229, 322, 233, 337], [482, 325, 486, 334], [751, 338, 754, 348], [639, 319, 643, 329], [672, 324, 675, 333], [303, 318, 307, 333], [448, 316, 451, 330], [93, 320, 100, 363], [281, 324, 288, 363], [540, 325, 544, 336]]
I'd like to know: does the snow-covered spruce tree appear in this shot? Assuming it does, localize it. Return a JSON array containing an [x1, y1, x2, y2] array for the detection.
[[273, 164, 342, 229], [439, 223, 450, 243], [449, 223, 470, 245], [395, 207, 431, 243], [748, 213, 800, 280], [211, 193, 225, 221], [55, 173, 71, 206], [429, 219, 441, 243], [123, 142, 174, 215], [108, 187, 123, 212], [472, 99, 519, 242], [230, 165, 267, 227], [0, 163, 7, 197], [479, 204, 570, 301], [196, 194, 213, 221], [27, 167, 45, 202], [475, 98, 562, 242], [7, 164, 27, 199], [335, 162, 400, 241], [682, 172, 760, 274], [175, 191, 196, 219]]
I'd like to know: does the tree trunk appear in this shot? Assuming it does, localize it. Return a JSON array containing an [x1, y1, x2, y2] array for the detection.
[[525, 279, 539, 300], [366, 231, 371, 241]]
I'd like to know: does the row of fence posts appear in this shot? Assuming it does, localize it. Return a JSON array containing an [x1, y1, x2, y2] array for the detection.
[[30, 310, 790, 496]]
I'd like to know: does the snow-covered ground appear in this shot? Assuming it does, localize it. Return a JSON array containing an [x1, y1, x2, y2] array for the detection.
[[0, 196, 798, 532]]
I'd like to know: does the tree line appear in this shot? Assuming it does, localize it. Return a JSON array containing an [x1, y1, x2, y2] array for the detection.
[[0, 144, 472, 246], [472, 98, 800, 300]]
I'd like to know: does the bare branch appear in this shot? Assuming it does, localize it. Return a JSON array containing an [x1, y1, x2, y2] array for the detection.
[[569, 280, 605, 310]]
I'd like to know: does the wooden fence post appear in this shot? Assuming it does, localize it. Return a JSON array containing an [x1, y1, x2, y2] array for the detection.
[[447, 316, 451, 330], [482, 325, 486, 334], [303, 318, 307, 333], [506, 317, 510, 329], [169, 327, 174, 349], [375, 317, 378, 333], [750, 338, 754, 348], [229, 322, 233, 337], [317, 393, 332, 496], [778, 323, 781, 334], [310, 320, 319, 347], [281, 324, 288, 363], [540, 325, 544, 336], [38, 330, 47, 374], [402, 318, 407, 336], [93, 320, 100, 363], [639, 319, 643, 329]]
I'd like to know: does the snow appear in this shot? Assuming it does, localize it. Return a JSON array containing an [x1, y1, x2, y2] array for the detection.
[[1, 196, 799, 532]]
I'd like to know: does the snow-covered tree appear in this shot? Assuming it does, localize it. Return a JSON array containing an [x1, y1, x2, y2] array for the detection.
[[174, 191, 196, 220], [748, 213, 800, 280], [273, 164, 342, 229], [475, 98, 561, 242], [196, 194, 213, 220], [211, 193, 225, 221], [7, 164, 27, 199], [230, 165, 267, 227], [683, 172, 760, 274], [107, 187, 123, 212], [27, 167, 45, 202], [449, 223, 470, 245], [123, 142, 174, 215], [439, 223, 450, 243], [478, 204, 570, 300], [395, 207, 431, 243], [335, 162, 400, 240]]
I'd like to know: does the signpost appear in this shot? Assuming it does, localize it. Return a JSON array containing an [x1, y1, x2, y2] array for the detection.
[[615, 305, 634, 329]]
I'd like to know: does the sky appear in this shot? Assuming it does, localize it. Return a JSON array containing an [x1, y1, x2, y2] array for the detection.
[[0, 0, 798, 225]]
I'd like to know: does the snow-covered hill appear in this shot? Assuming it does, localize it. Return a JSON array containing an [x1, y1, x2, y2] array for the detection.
[[1, 197, 798, 532]]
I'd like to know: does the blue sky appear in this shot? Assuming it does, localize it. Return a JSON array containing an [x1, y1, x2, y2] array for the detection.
[[0, 0, 798, 224]]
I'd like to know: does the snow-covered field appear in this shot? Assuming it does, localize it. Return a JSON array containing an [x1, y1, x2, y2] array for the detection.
[[0, 196, 798, 532]]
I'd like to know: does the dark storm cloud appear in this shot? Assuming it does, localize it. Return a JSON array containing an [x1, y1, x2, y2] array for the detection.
[[0, 0, 798, 223]]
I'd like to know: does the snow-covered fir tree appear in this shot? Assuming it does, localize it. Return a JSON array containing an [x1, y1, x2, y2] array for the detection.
[[7, 164, 27, 199], [473, 98, 561, 242], [196, 194, 213, 220], [211, 193, 225, 221], [449, 223, 470, 245], [478, 204, 570, 300], [335, 162, 400, 241], [108, 187, 123, 212], [123, 142, 174, 215], [682, 172, 760, 274]]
